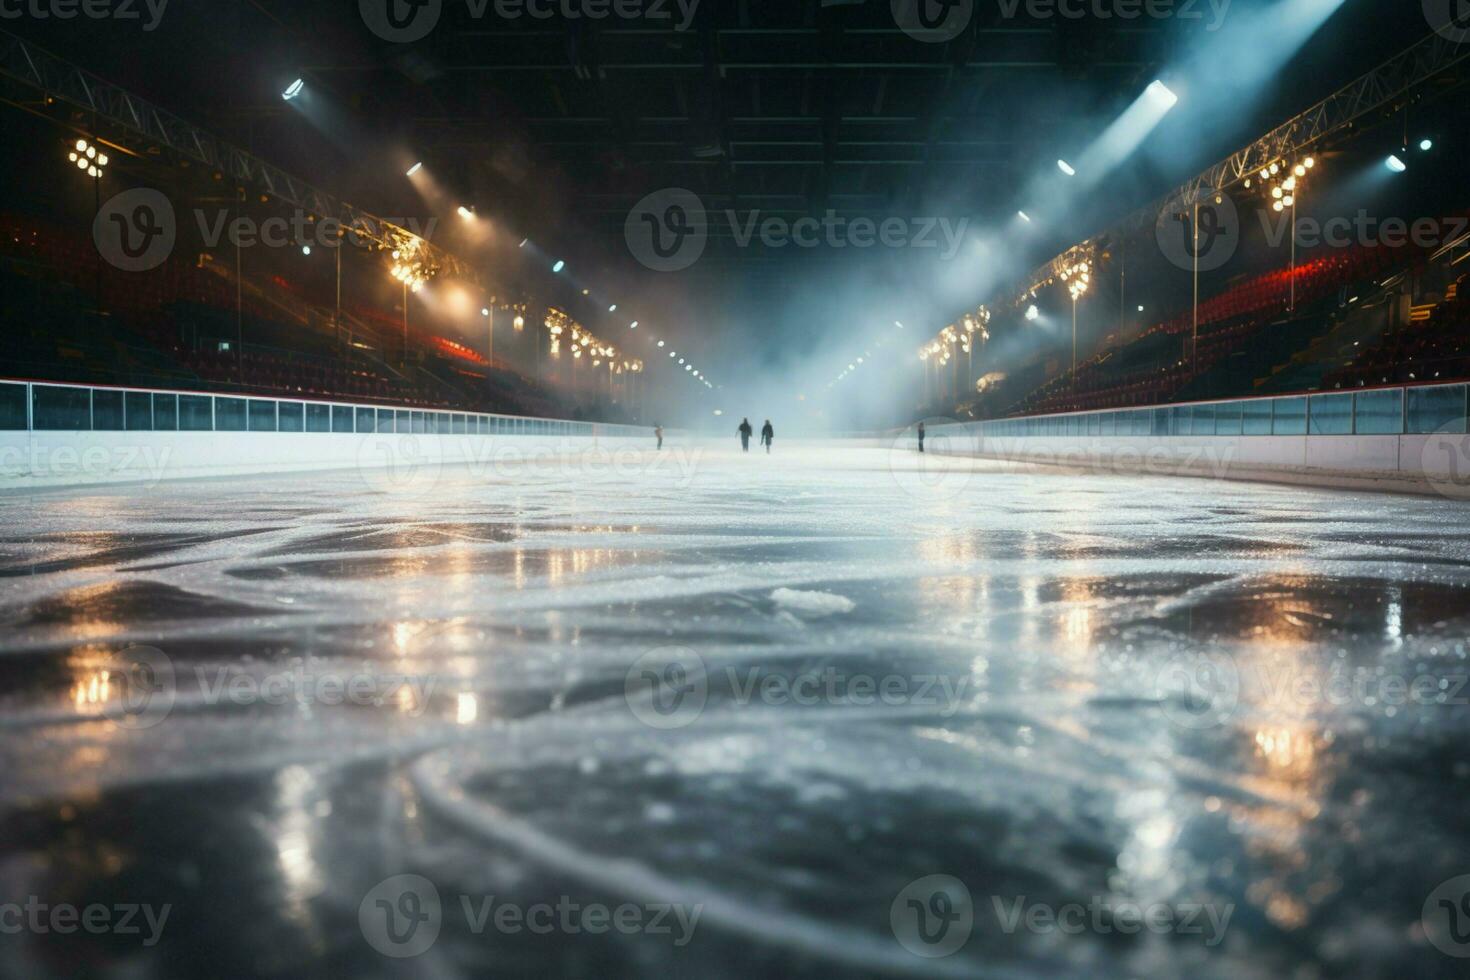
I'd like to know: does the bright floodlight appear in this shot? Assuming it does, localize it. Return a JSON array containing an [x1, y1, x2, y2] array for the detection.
[[282, 79, 304, 102], [1025, 305, 1040, 321], [1385, 155, 1407, 173], [1057, 159, 1076, 177], [457, 206, 473, 219], [1145, 80, 1178, 108], [1017, 211, 1032, 223], [1420, 139, 1434, 151], [406, 162, 423, 177], [552, 260, 565, 273]]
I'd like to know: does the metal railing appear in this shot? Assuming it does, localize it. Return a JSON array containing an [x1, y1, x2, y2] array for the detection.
[[0, 378, 653, 441]]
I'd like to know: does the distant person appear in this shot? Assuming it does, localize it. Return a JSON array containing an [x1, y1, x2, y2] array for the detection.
[[761, 420, 774, 454], [738, 418, 753, 452], [917, 421, 926, 454], [655, 425, 664, 451]]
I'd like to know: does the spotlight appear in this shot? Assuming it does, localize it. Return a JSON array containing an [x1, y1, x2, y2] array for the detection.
[[1017, 210, 1032, 223], [282, 79, 305, 102], [1385, 154, 1407, 173], [406, 162, 423, 177], [1304, 157, 1315, 168], [301, 245, 311, 256], [1420, 139, 1434, 151], [657, 340, 665, 347], [1145, 80, 1178, 108], [608, 304, 617, 312], [481, 308, 490, 316], [552, 260, 565, 273], [1057, 159, 1076, 177], [457, 206, 474, 219], [1025, 305, 1039, 321], [1283, 195, 1295, 208], [75, 138, 86, 152], [894, 321, 904, 329], [629, 321, 638, 329], [518, 238, 528, 248], [1137, 305, 1145, 312]]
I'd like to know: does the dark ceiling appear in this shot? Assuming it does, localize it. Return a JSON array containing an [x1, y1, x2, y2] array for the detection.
[[0, 0, 1448, 375]]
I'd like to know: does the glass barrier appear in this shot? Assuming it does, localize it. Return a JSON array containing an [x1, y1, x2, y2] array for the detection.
[[8, 380, 655, 441], [968, 383, 1467, 440]]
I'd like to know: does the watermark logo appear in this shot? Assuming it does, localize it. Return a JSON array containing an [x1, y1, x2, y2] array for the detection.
[[625, 646, 707, 729], [1155, 650, 1239, 729], [1156, 193, 1239, 272], [359, 877, 702, 955], [625, 190, 971, 268], [890, 875, 974, 958], [360, 0, 443, 42], [91, 644, 177, 730], [93, 189, 175, 272], [892, 0, 973, 43], [1424, 0, 1470, 44], [357, 433, 445, 495], [626, 188, 708, 272], [360, 874, 442, 958], [1424, 875, 1470, 957], [0, 0, 170, 30], [1421, 422, 1470, 501], [887, 418, 976, 499]]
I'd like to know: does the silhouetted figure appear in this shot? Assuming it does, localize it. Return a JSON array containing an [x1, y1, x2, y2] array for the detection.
[[761, 420, 774, 454], [738, 418, 753, 452], [655, 425, 664, 450], [917, 421, 926, 453]]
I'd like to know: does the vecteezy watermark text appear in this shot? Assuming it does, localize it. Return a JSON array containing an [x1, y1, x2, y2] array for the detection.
[[358, 0, 700, 43], [0, 898, 170, 946], [0, 0, 169, 31], [625, 188, 971, 271], [92, 189, 440, 272], [994, 0, 1231, 30], [358, 875, 702, 958], [889, 875, 1233, 959], [624, 647, 970, 729]]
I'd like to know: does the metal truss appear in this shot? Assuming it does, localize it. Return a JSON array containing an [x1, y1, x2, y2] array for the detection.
[[1154, 29, 1470, 217], [0, 28, 476, 281], [1002, 28, 1469, 318]]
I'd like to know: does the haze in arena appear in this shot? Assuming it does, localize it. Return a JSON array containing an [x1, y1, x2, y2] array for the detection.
[[3, 2, 1470, 977]]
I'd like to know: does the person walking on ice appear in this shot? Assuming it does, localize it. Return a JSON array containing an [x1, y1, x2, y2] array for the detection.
[[917, 421, 926, 453], [738, 418, 753, 452], [760, 420, 774, 454], [655, 425, 664, 451]]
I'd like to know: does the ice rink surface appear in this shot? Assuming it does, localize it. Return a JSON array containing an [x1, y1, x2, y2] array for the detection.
[[2, 443, 1470, 978]]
